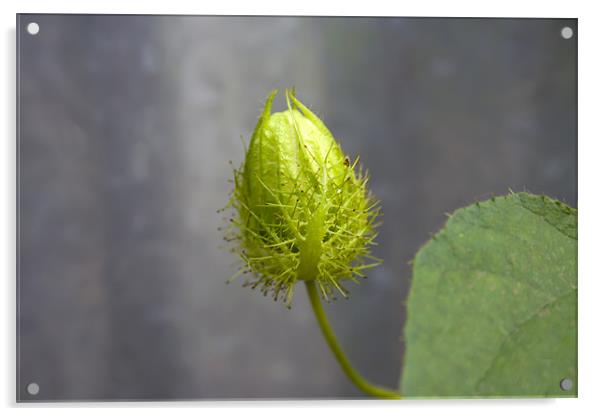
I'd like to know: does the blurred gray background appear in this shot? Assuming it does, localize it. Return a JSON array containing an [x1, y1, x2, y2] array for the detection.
[[17, 15, 577, 401]]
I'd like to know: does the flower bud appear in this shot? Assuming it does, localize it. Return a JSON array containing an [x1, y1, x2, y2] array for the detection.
[[226, 89, 380, 306]]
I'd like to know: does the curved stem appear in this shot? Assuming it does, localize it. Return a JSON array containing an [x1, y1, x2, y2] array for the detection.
[[305, 281, 401, 399]]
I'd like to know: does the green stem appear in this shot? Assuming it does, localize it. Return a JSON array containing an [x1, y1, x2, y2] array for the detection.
[[305, 280, 401, 399]]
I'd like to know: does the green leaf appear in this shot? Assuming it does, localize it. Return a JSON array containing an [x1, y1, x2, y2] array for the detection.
[[400, 192, 577, 398]]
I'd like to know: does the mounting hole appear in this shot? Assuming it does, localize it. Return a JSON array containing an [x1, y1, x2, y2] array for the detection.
[[26, 22, 40, 35], [560, 26, 573, 39], [559, 378, 573, 391], [26, 382, 40, 396]]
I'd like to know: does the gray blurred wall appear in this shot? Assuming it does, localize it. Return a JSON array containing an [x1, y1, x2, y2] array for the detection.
[[17, 15, 576, 401]]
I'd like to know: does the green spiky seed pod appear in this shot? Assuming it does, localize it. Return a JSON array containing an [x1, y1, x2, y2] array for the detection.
[[226, 89, 381, 306]]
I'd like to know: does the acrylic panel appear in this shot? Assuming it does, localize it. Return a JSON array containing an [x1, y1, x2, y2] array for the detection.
[[16, 14, 577, 401]]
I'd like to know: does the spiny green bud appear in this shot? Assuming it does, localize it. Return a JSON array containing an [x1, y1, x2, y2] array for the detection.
[[225, 89, 381, 306]]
